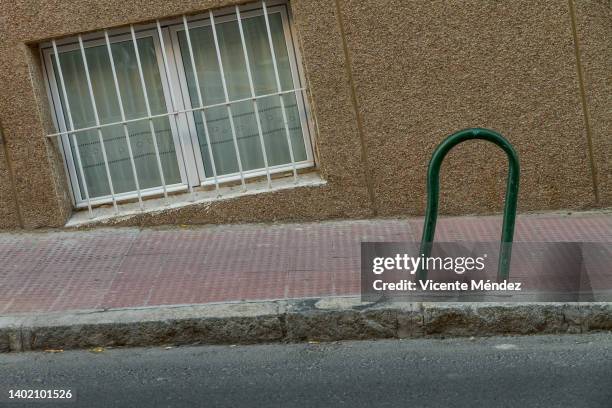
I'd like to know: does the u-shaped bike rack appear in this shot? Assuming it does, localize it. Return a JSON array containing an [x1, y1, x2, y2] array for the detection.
[[417, 128, 520, 282]]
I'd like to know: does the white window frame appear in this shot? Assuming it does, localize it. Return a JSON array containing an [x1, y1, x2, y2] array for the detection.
[[42, 29, 190, 208], [169, 4, 314, 188], [40, 0, 315, 213]]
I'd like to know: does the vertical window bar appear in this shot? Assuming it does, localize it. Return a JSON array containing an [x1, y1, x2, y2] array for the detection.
[[129, 25, 169, 203], [51, 40, 94, 218], [208, 11, 247, 190], [156, 20, 196, 200], [103, 30, 144, 210], [77, 35, 119, 213], [181, 15, 221, 193], [235, 5, 272, 189], [262, 0, 299, 183]]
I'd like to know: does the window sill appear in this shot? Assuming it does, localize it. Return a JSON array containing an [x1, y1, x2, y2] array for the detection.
[[65, 172, 326, 228]]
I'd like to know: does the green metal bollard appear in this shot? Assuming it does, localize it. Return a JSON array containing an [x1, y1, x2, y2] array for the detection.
[[417, 128, 520, 282]]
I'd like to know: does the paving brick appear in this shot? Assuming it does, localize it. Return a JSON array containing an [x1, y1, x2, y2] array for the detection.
[[0, 213, 610, 314]]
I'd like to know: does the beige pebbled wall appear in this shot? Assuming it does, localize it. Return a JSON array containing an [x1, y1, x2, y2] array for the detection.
[[336, 0, 605, 217], [572, 0, 612, 207], [0, 0, 609, 229], [0, 128, 21, 229]]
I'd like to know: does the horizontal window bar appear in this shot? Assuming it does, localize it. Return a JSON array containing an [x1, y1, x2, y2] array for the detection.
[[46, 88, 306, 138], [74, 183, 188, 209], [73, 160, 314, 209], [200, 160, 313, 187]]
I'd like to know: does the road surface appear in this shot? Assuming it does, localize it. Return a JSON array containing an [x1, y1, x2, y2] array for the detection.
[[1, 333, 611, 407]]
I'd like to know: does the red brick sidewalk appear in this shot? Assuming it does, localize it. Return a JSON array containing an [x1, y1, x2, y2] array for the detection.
[[0, 212, 610, 315]]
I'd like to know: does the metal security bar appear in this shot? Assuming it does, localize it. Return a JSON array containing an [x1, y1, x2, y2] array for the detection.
[[43, 1, 313, 213], [46, 88, 305, 139], [104, 29, 144, 210], [51, 39, 94, 217], [77, 35, 119, 214], [208, 10, 247, 190], [181, 14, 222, 193], [129, 24, 169, 203], [235, 5, 272, 188], [262, 0, 299, 183]]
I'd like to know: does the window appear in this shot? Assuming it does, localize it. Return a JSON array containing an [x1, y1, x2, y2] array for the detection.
[[41, 1, 314, 215]]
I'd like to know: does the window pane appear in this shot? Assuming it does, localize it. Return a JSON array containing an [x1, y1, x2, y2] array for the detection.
[[53, 37, 181, 199], [198, 106, 239, 176], [241, 13, 293, 94], [177, 11, 307, 179]]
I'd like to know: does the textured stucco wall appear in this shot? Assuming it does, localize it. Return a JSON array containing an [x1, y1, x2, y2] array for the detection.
[[0, 0, 609, 229], [573, 0, 612, 207], [0, 36, 73, 229], [337, 0, 606, 217], [0, 129, 21, 229]]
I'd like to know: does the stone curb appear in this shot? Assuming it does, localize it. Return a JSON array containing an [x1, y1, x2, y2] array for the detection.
[[0, 297, 611, 352]]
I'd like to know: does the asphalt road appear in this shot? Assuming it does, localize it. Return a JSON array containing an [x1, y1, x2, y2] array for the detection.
[[1, 333, 611, 408]]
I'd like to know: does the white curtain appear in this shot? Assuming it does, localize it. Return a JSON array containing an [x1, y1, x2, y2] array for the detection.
[[54, 37, 181, 199], [177, 12, 307, 177]]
